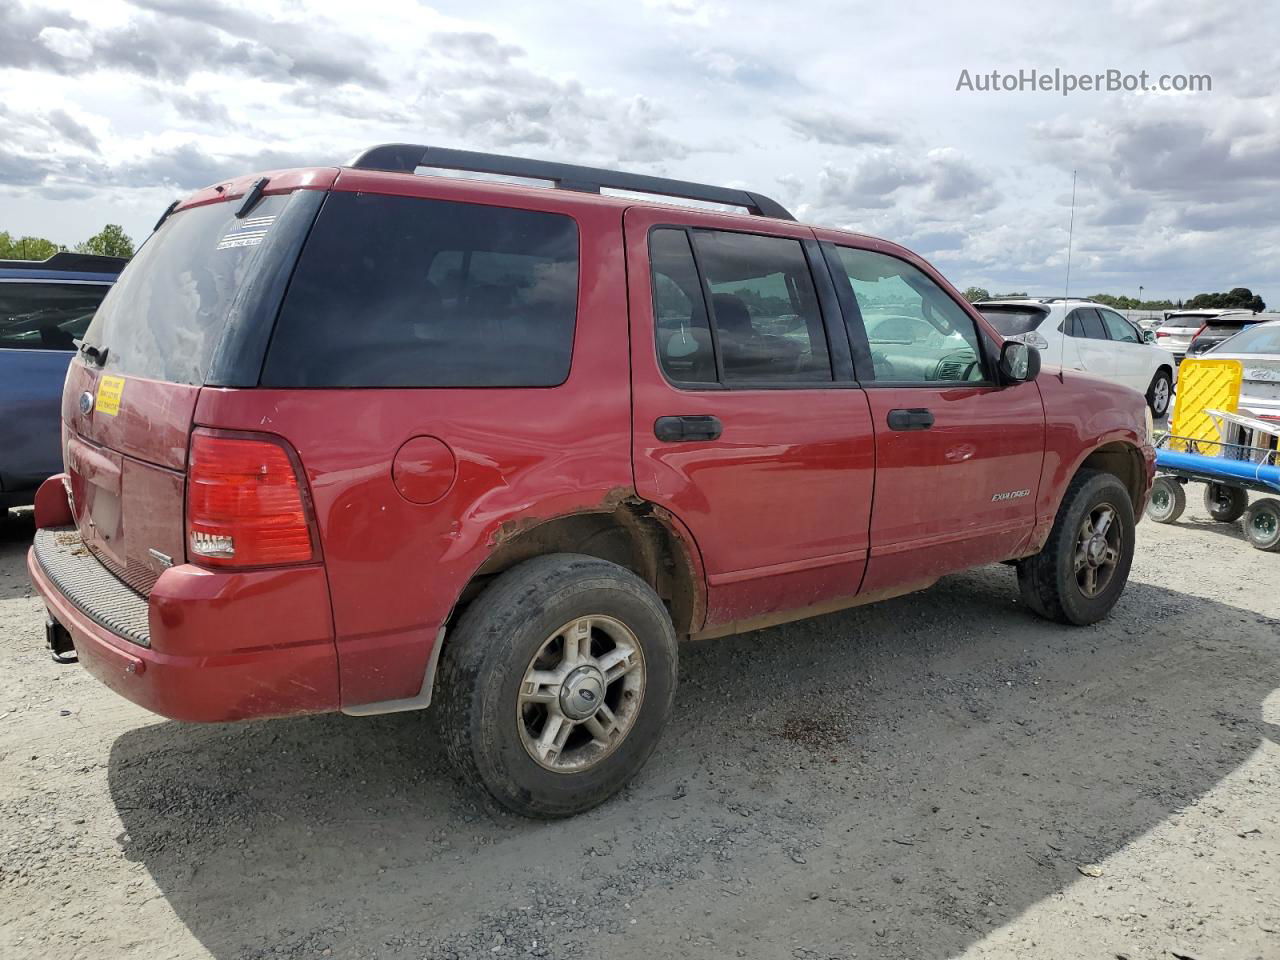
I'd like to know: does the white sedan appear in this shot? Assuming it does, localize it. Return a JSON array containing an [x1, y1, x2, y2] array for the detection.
[[977, 298, 1177, 417]]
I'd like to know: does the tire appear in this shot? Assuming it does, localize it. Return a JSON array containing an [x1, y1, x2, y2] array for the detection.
[[1146, 369, 1173, 418], [1243, 498, 1280, 552], [1017, 469, 1136, 625], [1203, 483, 1247, 523], [1146, 476, 1186, 524], [437, 553, 678, 819]]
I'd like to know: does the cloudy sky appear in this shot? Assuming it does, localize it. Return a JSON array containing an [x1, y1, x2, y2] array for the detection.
[[2, 0, 1277, 302]]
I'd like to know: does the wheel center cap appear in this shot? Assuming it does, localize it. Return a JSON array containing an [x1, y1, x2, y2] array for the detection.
[[560, 665, 606, 720], [1087, 535, 1107, 565]]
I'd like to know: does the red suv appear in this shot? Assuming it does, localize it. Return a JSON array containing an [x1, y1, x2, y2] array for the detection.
[[28, 145, 1154, 817]]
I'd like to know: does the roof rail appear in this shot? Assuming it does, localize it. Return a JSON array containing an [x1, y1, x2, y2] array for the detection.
[[347, 143, 796, 221], [0, 251, 128, 273]]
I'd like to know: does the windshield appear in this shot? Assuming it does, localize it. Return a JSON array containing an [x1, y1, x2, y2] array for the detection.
[[1210, 323, 1280, 354], [977, 306, 1048, 337], [83, 194, 292, 385]]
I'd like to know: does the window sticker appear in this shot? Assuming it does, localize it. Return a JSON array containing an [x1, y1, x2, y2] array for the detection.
[[215, 215, 276, 251], [96, 375, 125, 416]]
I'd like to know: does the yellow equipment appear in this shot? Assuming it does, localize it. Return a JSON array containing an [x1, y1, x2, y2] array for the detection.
[[1168, 358, 1243, 451]]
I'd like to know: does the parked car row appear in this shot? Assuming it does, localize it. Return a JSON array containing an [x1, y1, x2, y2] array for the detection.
[[1155, 308, 1266, 362]]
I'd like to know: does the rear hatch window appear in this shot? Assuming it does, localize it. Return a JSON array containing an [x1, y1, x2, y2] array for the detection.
[[1162, 313, 1207, 329], [1214, 324, 1280, 355], [260, 192, 579, 388], [82, 194, 298, 385], [977, 305, 1048, 337], [66, 189, 320, 593]]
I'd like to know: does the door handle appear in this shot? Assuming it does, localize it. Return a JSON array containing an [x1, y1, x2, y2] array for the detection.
[[654, 415, 723, 442], [886, 408, 934, 431]]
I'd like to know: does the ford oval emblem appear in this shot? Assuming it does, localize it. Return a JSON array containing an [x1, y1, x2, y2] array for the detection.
[[79, 391, 94, 415]]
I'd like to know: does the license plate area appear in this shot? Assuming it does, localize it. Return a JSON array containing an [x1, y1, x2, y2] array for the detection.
[[65, 434, 125, 568]]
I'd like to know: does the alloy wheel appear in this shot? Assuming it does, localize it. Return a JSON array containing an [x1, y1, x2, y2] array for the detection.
[[517, 615, 646, 773], [1074, 502, 1121, 598], [1153, 377, 1170, 414]]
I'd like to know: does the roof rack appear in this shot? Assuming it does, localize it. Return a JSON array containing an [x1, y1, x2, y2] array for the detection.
[[348, 143, 796, 221], [0, 251, 128, 273], [975, 296, 1098, 305]]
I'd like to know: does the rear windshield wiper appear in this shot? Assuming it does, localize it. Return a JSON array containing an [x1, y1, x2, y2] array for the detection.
[[74, 340, 109, 367]]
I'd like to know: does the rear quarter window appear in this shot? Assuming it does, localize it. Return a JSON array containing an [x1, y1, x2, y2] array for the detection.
[[261, 192, 579, 388]]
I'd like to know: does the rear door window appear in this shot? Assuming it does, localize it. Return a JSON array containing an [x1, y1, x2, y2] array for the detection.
[[262, 192, 579, 388], [650, 229, 716, 384], [0, 282, 110, 350], [1066, 308, 1109, 340], [83, 194, 293, 385], [690, 230, 832, 383]]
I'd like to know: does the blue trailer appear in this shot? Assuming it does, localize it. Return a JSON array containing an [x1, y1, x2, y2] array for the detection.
[[1148, 411, 1280, 551]]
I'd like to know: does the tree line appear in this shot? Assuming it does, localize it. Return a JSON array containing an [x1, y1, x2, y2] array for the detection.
[[0, 225, 135, 261], [961, 286, 1267, 312]]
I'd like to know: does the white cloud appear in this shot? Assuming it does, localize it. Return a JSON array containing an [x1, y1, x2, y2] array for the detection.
[[0, 0, 1276, 302], [37, 26, 93, 59]]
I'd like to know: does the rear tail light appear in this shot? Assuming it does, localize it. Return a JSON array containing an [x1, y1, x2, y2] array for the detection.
[[1012, 331, 1050, 350], [1156, 330, 1169, 338], [187, 429, 318, 568], [1189, 322, 1208, 342]]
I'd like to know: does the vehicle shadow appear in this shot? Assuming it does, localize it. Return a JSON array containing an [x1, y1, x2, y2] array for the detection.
[[1170, 514, 1254, 544], [105, 571, 1279, 959]]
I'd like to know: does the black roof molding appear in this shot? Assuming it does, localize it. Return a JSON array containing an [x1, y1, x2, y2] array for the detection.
[[0, 251, 128, 273], [348, 143, 795, 221]]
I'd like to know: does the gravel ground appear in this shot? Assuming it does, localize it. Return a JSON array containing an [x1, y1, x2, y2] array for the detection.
[[1, 499, 1277, 960]]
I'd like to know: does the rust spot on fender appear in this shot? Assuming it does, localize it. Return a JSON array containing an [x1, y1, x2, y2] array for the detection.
[[488, 486, 639, 547], [600, 485, 636, 511]]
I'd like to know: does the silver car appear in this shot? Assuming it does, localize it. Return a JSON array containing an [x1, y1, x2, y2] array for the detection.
[[1206, 318, 1280, 422]]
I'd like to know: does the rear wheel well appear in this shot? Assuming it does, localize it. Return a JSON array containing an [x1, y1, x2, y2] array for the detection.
[[1079, 442, 1145, 510], [453, 503, 700, 637]]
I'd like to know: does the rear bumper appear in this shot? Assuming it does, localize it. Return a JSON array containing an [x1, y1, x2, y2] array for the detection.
[[29, 517, 340, 724]]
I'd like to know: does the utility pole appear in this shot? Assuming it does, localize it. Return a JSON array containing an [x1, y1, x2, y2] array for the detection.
[[1138, 285, 1144, 307]]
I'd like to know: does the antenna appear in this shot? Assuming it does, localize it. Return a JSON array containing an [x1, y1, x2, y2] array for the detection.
[[1059, 170, 1077, 383]]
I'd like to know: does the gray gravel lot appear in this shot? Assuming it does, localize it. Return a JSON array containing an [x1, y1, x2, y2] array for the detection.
[[1, 501, 1277, 960]]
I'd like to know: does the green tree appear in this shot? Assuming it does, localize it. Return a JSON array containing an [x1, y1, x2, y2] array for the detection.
[[961, 286, 990, 302], [0, 231, 64, 260], [1186, 287, 1266, 312], [75, 224, 135, 259]]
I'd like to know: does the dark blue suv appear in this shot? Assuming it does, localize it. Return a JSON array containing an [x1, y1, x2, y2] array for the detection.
[[1, 252, 126, 512]]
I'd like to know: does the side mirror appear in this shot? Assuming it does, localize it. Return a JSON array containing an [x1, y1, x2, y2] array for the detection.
[[1144, 329, 1156, 343], [999, 340, 1041, 384]]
